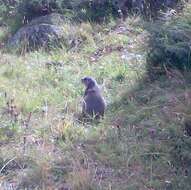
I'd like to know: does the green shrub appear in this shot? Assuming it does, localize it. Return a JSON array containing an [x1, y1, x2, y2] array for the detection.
[[140, 0, 184, 19], [18, 0, 117, 22], [147, 5, 191, 76], [0, 0, 187, 37], [0, 0, 116, 33]]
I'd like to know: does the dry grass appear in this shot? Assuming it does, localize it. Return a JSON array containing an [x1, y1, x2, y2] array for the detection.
[[0, 12, 191, 190]]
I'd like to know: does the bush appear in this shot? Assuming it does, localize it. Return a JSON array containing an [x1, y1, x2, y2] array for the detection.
[[147, 4, 191, 76], [14, 0, 116, 23], [0, 0, 117, 33], [1, 0, 186, 29], [17, 0, 61, 22], [0, 0, 187, 36]]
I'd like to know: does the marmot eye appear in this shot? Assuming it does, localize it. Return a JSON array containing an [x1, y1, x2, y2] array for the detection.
[[84, 78, 89, 81], [81, 77, 87, 81]]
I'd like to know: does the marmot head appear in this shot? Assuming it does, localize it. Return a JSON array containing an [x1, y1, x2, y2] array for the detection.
[[81, 77, 97, 89]]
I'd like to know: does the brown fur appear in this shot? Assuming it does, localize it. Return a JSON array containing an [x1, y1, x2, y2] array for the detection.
[[81, 77, 106, 120]]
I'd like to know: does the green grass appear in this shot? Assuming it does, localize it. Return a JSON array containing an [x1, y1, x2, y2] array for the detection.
[[0, 26, 8, 41], [0, 11, 191, 190]]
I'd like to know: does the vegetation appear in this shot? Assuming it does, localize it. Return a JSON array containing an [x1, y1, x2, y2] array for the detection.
[[0, 0, 186, 32], [147, 3, 191, 76], [0, 0, 191, 190]]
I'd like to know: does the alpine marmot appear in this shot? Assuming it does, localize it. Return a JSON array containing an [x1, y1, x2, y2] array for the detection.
[[81, 77, 106, 119]]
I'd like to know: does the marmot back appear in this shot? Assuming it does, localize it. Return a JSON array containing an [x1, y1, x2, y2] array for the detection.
[[81, 77, 106, 119]]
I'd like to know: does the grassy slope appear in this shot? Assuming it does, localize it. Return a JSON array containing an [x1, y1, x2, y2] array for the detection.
[[0, 11, 191, 190]]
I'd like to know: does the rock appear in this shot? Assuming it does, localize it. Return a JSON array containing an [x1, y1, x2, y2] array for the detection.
[[7, 13, 65, 52], [28, 13, 65, 26]]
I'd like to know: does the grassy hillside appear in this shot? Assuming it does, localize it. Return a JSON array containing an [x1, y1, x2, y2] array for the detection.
[[0, 4, 191, 190]]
